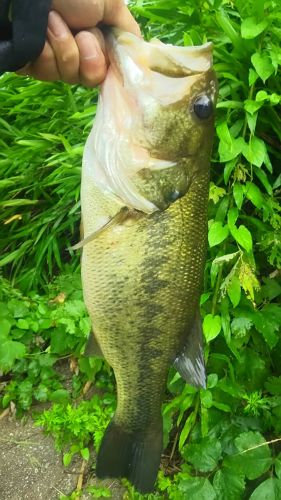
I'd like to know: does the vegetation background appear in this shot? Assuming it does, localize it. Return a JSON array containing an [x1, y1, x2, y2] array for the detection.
[[0, 0, 281, 498]]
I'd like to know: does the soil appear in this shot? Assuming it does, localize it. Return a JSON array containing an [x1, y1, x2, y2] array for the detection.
[[0, 411, 125, 500]]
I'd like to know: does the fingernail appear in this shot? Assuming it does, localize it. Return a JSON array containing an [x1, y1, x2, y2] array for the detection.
[[48, 11, 68, 39], [77, 32, 100, 60]]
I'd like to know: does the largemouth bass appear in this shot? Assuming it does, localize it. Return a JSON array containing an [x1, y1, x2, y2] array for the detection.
[[80, 30, 217, 493]]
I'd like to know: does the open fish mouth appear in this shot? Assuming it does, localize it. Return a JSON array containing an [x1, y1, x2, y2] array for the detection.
[[107, 29, 213, 78], [83, 30, 217, 214]]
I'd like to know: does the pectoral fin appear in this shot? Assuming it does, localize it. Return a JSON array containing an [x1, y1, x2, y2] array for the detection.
[[69, 207, 136, 251], [84, 332, 104, 359], [174, 310, 206, 389]]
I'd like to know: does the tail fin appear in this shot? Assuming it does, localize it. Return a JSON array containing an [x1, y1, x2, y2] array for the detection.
[[96, 419, 163, 494]]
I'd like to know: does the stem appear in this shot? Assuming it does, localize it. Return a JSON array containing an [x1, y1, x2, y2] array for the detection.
[[66, 85, 78, 113], [211, 261, 224, 315]]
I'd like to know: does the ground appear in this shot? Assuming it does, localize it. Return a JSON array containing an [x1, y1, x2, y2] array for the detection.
[[0, 412, 124, 500]]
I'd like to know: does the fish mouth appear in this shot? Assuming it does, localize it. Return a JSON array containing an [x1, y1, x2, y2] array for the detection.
[[106, 29, 213, 79], [105, 29, 215, 107], [86, 30, 216, 215]]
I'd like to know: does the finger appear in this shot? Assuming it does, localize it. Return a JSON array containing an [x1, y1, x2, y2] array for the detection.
[[52, 0, 103, 29], [104, 0, 141, 37], [47, 10, 80, 84], [75, 30, 107, 87], [51, 0, 141, 37], [19, 41, 60, 81]]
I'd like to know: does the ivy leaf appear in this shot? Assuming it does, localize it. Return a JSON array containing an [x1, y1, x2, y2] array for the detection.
[[80, 447, 90, 461], [250, 478, 281, 499], [227, 276, 241, 308], [224, 431, 272, 480], [213, 252, 240, 265], [227, 207, 238, 228], [63, 452, 73, 467], [230, 225, 252, 253], [178, 477, 216, 500], [244, 182, 264, 209], [203, 314, 222, 342], [233, 183, 244, 209], [0, 340, 26, 372], [231, 317, 253, 337], [251, 53, 275, 82], [239, 262, 260, 300], [242, 136, 266, 167], [217, 122, 246, 161], [253, 167, 273, 195], [244, 100, 263, 115], [183, 438, 222, 472], [208, 221, 229, 247], [213, 468, 245, 500], [241, 17, 268, 39]]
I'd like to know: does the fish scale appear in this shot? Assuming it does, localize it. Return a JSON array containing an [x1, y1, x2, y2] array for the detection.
[[81, 171, 209, 435], [80, 29, 217, 493]]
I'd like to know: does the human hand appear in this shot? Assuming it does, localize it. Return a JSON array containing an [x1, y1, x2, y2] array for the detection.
[[19, 0, 140, 86]]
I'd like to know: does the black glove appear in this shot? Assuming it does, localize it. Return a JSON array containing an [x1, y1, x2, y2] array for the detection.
[[0, 0, 51, 73]]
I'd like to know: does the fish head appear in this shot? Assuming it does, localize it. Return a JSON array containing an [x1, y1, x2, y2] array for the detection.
[[85, 31, 217, 213]]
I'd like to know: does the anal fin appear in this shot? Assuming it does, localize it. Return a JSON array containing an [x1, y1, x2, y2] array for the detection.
[[174, 309, 206, 389]]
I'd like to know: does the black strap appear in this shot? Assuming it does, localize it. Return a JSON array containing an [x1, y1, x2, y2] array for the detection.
[[0, 0, 51, 73]]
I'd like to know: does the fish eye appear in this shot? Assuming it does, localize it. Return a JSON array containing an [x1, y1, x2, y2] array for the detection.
[[193, 95, 213, 120]]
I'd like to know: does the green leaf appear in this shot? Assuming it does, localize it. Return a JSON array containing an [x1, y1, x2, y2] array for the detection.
[[253, 167, 273, 195], [227, 207, 238, 228], [0, 318, 12, 339], [34, 384, 49, 402], [0, 340, 26, 372], [200, 389, 213, 408], [50, 389, 70, 404], [213, 252, 240, 265], [244, 100, 263, 114], [179, 411, 197, 450], [183, 439, 222, 472], [217, 122, 246, 162], [213, 468, 245, 500], [207, 373, 218, 389], [17, 318, 29, 330], [251, 52, 275, 82], [250, 478, 281, 499], [275, 454, 281, 479], [233, 183, 244, 209], [265, 377, 281, 395], [178, 477, 216, 500], [239, 262, 260, 300], [224, 431, 272, 480], [231, 317, 253, 337], [227, 276, 241, 308], [241, 17, 268, 39], [242, 137, 266, 167], [249, 69, 258, 85], [63, 452, 72, 467], [203, 314, 222, 342], [244, 182, 264, 209], [208, 221, 229, 247], [81, 447, 90, 461], [230, 225, 252, 253]]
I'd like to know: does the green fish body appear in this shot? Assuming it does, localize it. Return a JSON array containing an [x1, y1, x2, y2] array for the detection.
[[80, 31, 217, 493]]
